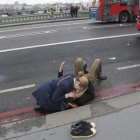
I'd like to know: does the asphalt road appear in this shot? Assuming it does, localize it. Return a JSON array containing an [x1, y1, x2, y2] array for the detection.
[[0, 19, 140, 113]]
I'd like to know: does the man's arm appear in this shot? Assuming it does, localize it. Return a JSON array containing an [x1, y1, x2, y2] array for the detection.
[[58, 71, 63, 78], [58, 61, 65, 78]]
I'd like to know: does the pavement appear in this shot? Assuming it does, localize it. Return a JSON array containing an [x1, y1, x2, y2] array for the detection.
[[0, 17, 88, 28], [1, 90, 140, 140]]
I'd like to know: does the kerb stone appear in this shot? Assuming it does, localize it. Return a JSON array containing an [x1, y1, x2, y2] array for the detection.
[[45, 104, 92, 129]]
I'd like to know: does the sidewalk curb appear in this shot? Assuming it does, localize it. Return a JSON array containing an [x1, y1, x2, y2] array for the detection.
[[45, 91, 140, 129], [0, 17, 89, 28], [1, 91, 140, 140]]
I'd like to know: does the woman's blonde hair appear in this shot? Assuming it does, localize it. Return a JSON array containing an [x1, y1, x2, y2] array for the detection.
[[75, 71, 89, 98]]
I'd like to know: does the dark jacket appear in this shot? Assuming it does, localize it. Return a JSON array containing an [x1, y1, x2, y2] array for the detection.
[[58, 71, 95, 106], [70, 6, 74, 13], [75, 7, 78, 13], [32, 73, 75, 111]]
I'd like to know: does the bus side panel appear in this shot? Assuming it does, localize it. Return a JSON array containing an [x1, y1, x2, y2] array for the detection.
[[134, 6, 139, 15], [137, 20, 140, 31], [137, 10, 140, 31], [110, 4, 128, 16], [99, 0, 104, 21]]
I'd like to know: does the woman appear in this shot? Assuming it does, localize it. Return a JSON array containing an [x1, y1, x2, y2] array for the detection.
[[32, 72, 89, 111], [50, 8, 55, 20]]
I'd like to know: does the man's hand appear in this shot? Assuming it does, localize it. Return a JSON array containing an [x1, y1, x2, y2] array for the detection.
[[59, 61, 65, 72]]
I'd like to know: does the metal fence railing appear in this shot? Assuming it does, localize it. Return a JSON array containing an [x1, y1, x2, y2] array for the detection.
[[0, 11, 89, 25]]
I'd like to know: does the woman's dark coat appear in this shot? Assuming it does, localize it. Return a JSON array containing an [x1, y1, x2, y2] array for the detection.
[[58, 71, 95, 106], [32, 73, 75, 111]]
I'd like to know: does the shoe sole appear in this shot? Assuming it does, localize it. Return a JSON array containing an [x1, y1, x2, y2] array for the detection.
[[90, 122, 96, 128], [71, 128, 96, 138]]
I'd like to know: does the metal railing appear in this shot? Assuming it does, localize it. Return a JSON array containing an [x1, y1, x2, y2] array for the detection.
[[0, 11, 89, 25]]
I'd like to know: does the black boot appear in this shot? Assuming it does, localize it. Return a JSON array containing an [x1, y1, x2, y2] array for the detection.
[[34, 105, 45, 111], [97, 76, 107, 80]]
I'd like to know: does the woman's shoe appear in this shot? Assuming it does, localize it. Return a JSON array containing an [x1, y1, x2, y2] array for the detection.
[[34, 105, 45, 111]]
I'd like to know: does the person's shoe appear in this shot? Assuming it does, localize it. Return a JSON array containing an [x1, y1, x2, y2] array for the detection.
[[83, 62, 88, 74], [71, 121, 96, 129], [97, 76, 107, 80], [71, 126, 96, 138], [34, 105, 45, 111]]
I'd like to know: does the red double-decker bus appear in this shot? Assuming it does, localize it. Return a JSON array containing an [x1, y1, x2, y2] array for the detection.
[[137, 1, 140, 30], [89, 0, 139, 23]]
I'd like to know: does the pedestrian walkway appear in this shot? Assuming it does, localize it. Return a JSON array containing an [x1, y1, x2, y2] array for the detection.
[[10, 102, 140, 140]]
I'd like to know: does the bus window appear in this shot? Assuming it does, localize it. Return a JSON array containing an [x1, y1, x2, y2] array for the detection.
[[120, 0, 128, 5]]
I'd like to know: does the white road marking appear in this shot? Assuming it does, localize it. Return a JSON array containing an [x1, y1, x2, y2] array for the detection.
[[84, 24, 132, 29], [0, 30, 57, 39], [45, 30, 57, 33], [0, 23, 130, 40], [0, 84, 35, 94], [0, 21, 95, 33], [0, 22, 131, 33], [109, 57, 116, 60], [0, 33, 140, 53], [0, 24, 132, 40], [117, 64, 140, 70], [83, 27, 87, 29], [0, 36, 5, 39]]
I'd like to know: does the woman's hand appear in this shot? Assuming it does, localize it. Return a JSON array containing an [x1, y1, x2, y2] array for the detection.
[[66, 90, 76, 98], [59, 61, 65, 72]]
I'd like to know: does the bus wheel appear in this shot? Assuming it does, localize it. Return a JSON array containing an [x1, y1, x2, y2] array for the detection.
[[119, 12, 129, 23]]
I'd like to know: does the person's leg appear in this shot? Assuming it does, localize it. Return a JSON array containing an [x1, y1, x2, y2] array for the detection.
[[47, 104, 61, 112], [35, 102, 61, 112], [75, 58, 87, 76], [85, 59, 102, 85]]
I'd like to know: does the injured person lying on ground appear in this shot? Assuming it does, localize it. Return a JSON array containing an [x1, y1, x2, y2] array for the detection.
[[58, 58, 107, 108], [32, 58, 107, 112]]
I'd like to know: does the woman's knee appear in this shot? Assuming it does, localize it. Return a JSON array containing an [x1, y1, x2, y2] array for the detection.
[[76, 58, 83, 64], [94, 59, 101, 64]]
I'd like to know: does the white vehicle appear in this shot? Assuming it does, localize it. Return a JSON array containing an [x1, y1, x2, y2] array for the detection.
[[0, 14, 8, 17], [38, 11, 44, 13]]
